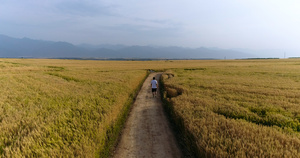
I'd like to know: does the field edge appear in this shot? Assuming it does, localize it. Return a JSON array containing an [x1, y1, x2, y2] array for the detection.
[[97, 70, 150, 157], [159, 71, 201, 158]]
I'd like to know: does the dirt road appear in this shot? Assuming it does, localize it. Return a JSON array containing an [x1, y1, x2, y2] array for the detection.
[[114, 73, 182, 158]]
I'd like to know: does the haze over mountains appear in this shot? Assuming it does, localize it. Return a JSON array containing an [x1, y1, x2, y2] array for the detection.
[[0, 34, 256, 59]]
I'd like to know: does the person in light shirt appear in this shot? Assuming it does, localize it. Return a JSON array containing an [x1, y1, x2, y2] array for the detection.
[[151, 77, 158, 97]]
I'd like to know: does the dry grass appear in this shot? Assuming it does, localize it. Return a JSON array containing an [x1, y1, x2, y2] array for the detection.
[[161, 59, 300, 157]]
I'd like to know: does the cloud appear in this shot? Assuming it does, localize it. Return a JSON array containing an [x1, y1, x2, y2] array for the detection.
[[54, 0, 116, 17]]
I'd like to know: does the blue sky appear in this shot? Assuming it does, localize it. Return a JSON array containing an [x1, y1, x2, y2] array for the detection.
[[1, 0, 300, 56]]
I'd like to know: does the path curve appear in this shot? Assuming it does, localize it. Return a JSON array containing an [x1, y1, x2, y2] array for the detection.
[[114, 73, 182, 158]]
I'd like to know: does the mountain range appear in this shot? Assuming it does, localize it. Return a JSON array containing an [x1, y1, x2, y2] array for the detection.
[[0, 34, 256, 59]]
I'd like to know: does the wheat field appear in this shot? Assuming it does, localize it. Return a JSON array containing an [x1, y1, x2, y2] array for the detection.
[[1, 58, 300, 157], [161, 59, 300, 157], [0, 59, 149, 157]]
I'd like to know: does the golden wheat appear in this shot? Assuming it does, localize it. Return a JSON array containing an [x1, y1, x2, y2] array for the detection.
[[0, 59, 147, 157], [162, 59, 300, 157], [2, 58, 300, 157]]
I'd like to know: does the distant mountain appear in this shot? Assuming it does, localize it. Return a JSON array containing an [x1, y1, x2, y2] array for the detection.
[[0, 35, 87, 58], [0, 34, 256, 59], [78, 44, 127, 51]]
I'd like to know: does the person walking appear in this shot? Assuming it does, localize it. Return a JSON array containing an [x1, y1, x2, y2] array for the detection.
[[151, 77, 158, 97]]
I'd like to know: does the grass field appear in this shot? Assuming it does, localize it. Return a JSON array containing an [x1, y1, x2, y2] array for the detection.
[[161, 59, 300, 157], [1, 58, 300, 157]]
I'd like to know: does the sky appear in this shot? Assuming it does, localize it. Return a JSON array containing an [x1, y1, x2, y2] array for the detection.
[[1, 0, 300, 57]]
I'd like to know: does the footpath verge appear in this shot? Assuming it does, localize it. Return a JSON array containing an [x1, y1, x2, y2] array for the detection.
[[97, 71, 149, 157], [159, 71, 201, 158]]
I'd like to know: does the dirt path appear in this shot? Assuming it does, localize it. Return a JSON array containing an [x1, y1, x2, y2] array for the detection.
[[113, 73, 182, 158]]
